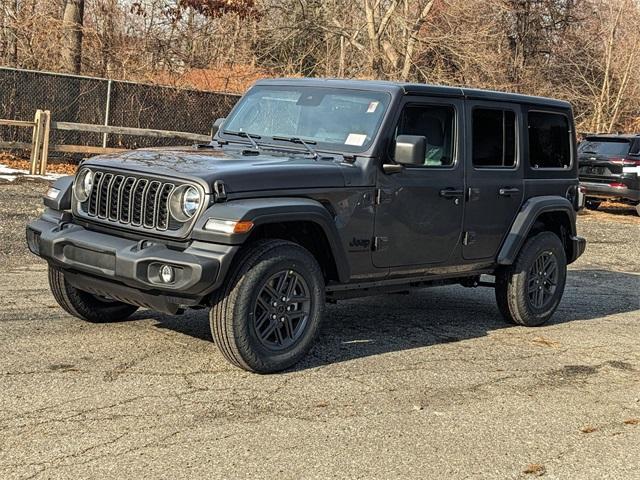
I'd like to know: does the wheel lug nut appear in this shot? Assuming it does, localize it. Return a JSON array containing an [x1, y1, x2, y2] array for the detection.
[[272, 302, 277, 307], [287, 306, 291, 311], [280, 317, 285, 322], [281, 297, 286, 302], [272, 314, 277, 319]]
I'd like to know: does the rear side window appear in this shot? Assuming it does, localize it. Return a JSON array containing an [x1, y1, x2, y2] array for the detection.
[[579, 138, 630, 156], [528, 111, 571, 169], [472, 109, 516, 168]]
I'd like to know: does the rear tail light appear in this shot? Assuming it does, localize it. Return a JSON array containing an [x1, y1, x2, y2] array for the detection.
[[610, 157, 640, 166], [609, 182, 626, 188]]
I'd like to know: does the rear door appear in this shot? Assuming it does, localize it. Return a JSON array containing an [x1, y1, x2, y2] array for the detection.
[[462, 101, 524, 260]]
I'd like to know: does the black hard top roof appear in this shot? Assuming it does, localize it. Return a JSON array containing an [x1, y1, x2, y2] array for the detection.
[[255, 77, 572, 109]]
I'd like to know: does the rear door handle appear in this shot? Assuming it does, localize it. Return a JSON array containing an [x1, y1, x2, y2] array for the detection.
[[498, 187, 520, 197], [439, 188, 465, 199]]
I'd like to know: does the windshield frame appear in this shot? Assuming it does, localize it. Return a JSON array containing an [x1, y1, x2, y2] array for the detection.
[[218, 84, 393, 155]]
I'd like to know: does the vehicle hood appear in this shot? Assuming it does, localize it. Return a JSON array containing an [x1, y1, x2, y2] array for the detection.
[[82, 146, 347, 193]]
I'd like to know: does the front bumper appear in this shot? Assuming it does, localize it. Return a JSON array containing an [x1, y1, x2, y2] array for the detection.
[[26, 215, 238, 313], [580, 181, 640, 203]]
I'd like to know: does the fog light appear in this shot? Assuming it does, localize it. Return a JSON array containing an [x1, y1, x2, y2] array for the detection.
[[159, 265, 175, 284]]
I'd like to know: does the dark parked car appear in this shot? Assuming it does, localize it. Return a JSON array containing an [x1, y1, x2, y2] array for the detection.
[[578, 134, 640, 214], [27, 79, 585, 373]]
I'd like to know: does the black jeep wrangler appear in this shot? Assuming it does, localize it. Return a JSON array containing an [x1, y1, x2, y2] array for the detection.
[[27, 79, 586, 373]]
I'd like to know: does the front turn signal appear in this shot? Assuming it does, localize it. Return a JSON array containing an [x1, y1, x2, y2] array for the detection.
[[204, 218, 254, 234]]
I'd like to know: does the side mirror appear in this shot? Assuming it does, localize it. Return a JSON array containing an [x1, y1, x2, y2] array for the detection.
[[394, 135, 426, 166], [211, 117, 225, 139]]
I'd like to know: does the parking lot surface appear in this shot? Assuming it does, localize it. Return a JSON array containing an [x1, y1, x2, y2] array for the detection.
[[1, 180, 639, 479]]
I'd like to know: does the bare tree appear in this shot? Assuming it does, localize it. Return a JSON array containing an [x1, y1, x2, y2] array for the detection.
[[61, 0, 85, 73]]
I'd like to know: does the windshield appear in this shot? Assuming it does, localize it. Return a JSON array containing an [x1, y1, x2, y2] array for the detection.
[[579, 138, 630, 156], [221, 85, 391, 153]]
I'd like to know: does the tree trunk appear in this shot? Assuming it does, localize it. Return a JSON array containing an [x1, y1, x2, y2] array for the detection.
[[3, 0, 18, 66], [61, 0, 84, 74]]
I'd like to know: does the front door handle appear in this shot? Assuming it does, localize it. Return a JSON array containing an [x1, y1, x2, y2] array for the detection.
[[498, 187, 520, 197], [439, 188, 465, 199]]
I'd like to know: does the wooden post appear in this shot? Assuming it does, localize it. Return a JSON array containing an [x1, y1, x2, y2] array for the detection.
[[39, 110, 51, 175], [29, 110, 43, 175]]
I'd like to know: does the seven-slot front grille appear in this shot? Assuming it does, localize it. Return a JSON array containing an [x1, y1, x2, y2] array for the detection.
[[81, 171, 178, 231]]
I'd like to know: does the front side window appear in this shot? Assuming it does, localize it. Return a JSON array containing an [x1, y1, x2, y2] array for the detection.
[[472, 108, 517, 168], [394, 104, 455, 166], [221, 86, 391, 153], [528, 111, 571, 169]]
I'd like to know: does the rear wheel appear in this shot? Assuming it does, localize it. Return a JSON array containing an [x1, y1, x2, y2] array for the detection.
[[495, 232, 567, 327], [585, 198, 601, 210], [48, 266, 138, 322], [210, 239, 325, 373], [635, 202, 640, 216]]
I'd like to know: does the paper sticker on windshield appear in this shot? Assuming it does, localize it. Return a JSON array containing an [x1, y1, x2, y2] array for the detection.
[[367, 101, 379, 113], [345, 133, 367, 146]]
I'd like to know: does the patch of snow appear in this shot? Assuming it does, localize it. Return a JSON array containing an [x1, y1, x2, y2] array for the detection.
[[0, 163, 65, 181]]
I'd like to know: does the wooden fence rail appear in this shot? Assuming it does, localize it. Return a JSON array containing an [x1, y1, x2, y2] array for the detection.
[[0, 110, 211, 174]]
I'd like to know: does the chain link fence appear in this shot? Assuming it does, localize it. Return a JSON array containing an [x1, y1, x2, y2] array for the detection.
[[0, 67, 240, 153]]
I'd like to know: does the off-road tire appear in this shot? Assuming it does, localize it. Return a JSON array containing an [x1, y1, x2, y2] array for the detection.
[[585, 199, 601, 210], [495, 232, 567, 327], [48, 266, 139, 322], [210, 239, 325, 374]]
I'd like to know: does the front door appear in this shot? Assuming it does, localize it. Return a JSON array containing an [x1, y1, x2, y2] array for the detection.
[[372, 98, 465, 268], [462, 101, 524, 260]]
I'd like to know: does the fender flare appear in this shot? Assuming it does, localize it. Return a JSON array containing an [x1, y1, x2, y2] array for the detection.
[[497, 195, 576, 265], [192, 197, 350, 282]]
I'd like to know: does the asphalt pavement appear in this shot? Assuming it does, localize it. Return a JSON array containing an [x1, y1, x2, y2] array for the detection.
[[0, 180, 638, 479]]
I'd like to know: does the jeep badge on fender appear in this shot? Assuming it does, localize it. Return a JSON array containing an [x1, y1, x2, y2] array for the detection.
[[27, 78, 586, 373]]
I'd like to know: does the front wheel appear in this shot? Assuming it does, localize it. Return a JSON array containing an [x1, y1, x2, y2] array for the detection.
[[495, 232, 567, 327], [48, 266, 139, 322], [210, 240, 325, 373]]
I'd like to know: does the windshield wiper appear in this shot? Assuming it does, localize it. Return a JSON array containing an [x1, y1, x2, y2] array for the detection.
[[272, 136, 319, 160], [223, 130, 262, 152]]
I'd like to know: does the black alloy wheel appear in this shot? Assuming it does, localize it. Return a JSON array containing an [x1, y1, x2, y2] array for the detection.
[[253, 269, 311, 351]]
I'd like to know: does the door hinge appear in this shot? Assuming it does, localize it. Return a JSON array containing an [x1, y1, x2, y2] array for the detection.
[[462, 231, 476, 246], [373, 236, 388, 252]]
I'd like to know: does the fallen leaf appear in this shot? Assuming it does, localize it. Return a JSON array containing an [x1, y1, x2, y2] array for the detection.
[[523, 464, 546, 476], [580, 425, 597, 433], [623, 418, 639, 425], [531, 336, 560, 348]]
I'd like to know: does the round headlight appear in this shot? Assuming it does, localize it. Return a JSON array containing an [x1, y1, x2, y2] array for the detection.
[[75, 169, 94, 202], [169, 185, 202, 222], [182, 186, 200, 217]]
